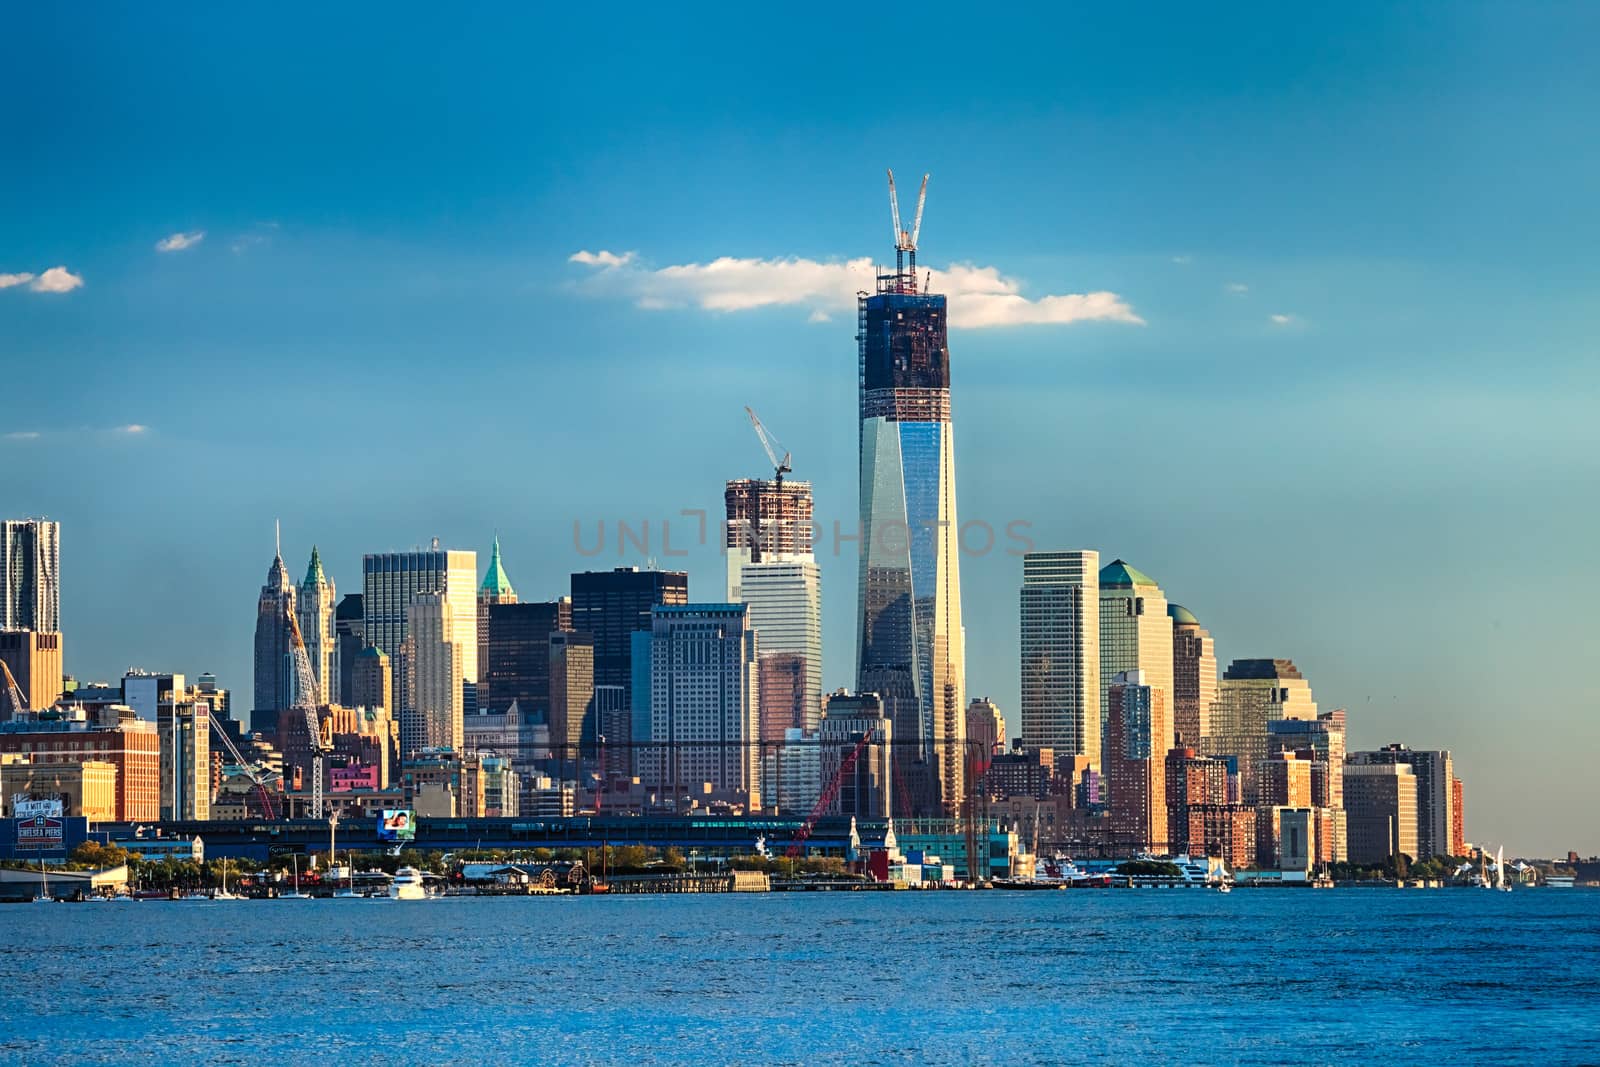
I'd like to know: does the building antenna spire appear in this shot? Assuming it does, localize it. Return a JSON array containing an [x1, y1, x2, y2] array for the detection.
[[275, 518, 281, 560]]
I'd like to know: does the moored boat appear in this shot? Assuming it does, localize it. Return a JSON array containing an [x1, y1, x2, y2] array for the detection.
[[389, 866, 427, 900]]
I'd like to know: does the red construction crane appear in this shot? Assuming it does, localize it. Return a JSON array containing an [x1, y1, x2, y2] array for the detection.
[[785, 732, 874, 859], [207, 716, 280, 820]]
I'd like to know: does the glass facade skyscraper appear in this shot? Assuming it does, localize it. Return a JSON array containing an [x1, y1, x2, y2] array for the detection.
[[855, 225, 965, 817]]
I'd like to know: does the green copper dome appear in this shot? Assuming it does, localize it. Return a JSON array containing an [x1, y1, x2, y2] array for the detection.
[[302, 544, 327, 589], [1168, 603, 1199, 627], [480, 535, 516, 598], [1099, 558, 1158, 589]]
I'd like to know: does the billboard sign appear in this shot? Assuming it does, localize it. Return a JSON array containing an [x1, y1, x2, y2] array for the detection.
[[377, 809, 416, 843], [16, 813, 65, 851], [13, 797, 64, 820]]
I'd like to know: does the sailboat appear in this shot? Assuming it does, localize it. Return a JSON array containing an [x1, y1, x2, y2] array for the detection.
[[213, 862, 242, 901], [32, 863, 53, 904], [280, 855, 310, 899], [334, 852, 361, 898], [1496, 845, 1511, 893]]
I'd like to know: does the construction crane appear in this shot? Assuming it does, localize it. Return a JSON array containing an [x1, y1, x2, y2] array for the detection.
[[744, 406, 791, 486], [285, 603, 331, 819], [743, 406, 793, 567], [0, 660, 27, 718], [886, 168, 929, 283], [785, 732, 874, 859], [207, 716, 280, 820]]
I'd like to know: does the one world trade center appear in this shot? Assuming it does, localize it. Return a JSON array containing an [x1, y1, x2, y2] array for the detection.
[[855, 170, 966, 818]]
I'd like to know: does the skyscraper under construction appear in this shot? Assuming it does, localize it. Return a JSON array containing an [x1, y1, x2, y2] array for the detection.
[[855, 170, 966, 817]]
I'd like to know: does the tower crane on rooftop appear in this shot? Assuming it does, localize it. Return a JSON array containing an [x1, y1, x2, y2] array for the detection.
[[745, 406, 792, 486], [886, 168, 930, 286]]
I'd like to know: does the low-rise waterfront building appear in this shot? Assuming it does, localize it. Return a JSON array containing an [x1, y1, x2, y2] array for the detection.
[[0, 708, 160, 821]]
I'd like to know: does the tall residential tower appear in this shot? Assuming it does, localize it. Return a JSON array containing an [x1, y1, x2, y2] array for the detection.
[[856, 169, 965, 817], [1, 518, 60, 632]]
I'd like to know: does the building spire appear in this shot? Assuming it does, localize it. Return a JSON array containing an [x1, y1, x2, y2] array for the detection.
[[266, 520, 291, 590], [480, 535, 516, 599], [303, 544, 326, 588]]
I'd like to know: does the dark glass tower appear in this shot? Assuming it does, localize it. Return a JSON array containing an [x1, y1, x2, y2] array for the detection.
[[570, 567, 689, 708], [855, 170, 966, 817]]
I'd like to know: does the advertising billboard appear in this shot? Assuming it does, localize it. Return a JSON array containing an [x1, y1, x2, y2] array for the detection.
[[13, 797, 64, 820], [16, 813, 65, 851], [377, 809, 416, 842]]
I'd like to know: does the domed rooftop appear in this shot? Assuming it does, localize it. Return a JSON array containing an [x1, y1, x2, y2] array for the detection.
[[480, 535, 516, 599], [1168, 603, 1199, 627], [1099, 558, 1158, 589]]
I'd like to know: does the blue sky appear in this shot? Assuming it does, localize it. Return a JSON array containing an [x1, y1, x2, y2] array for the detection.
[[3, 4, 1597, 853]]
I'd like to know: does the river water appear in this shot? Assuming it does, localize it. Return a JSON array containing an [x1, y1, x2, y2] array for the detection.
[[3, 889, 1597, 1064]]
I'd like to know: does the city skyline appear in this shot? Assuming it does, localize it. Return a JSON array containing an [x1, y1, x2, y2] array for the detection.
[[4, 6, 1598, 853]]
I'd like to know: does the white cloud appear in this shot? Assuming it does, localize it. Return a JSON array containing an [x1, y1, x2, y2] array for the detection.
[[568, 249, 635, 268], [0, 272, 36, 289], [155, 230, 205, 252], [569, 250, 1142, 329], [807, 309, 832, 324], [3, 431, 40, 441], [30, 267, 83, 293], [1269, 313, 1295, 325], [1171, 255, 1193, 265], [1226, 282, 1249, 293], [117, 424, 148, 434]]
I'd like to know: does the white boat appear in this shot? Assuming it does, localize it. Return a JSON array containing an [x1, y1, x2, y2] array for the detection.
[[32, 865, 53, 904], [389, 866, 427, 900], [213, 865, 242, 901], [1496, 846, 1511, 892], [1216, 882, 1231, 894], [1545, 875, 1575, 889]]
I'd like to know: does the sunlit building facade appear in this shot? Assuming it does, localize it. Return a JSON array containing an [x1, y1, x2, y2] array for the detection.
[[296, 546, 336, 705], [401, 591, 464, 756], [362, 548, 478, 718], [649, 604, 760, 808], [857, 256, 965, 816], [1167, 603, 1216, 749], [1202, 658, 1318, 804], [1021, 551, 1100, 768], [1098, 560, 1173, 779]]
